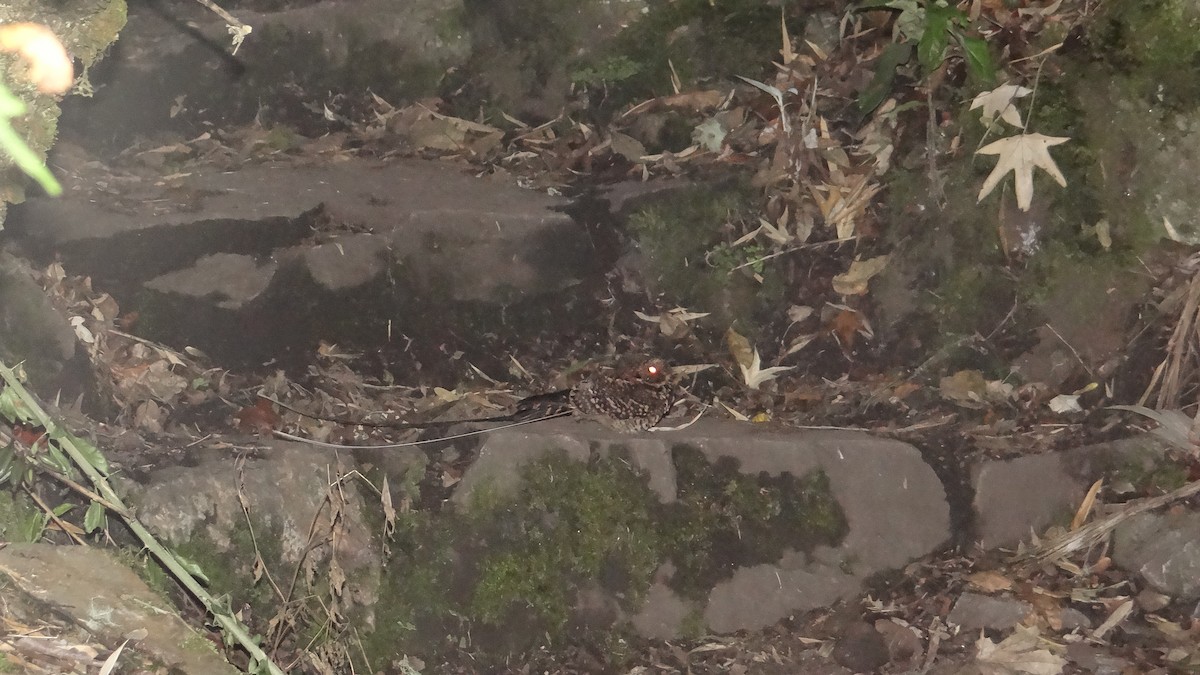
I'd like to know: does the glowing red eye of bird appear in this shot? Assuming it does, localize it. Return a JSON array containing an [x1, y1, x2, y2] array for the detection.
[[647, 366, 658, 375]]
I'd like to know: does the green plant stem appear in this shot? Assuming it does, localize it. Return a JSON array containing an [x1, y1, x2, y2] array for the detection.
[[0, 361, 284, 675]]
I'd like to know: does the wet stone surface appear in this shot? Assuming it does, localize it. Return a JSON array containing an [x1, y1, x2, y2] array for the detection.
[[10, 159, 602, 370]]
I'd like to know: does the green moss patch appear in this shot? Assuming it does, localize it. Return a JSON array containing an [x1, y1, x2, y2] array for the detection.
[[577, 0, 791, 112], [469, 451, 662, 628], [627, 182, 785, 328], [362, 445, 847, 665], [663, 446, 847, 597]]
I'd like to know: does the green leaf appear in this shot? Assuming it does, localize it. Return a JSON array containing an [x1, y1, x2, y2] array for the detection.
[[0, 444, 14, 485], [43, 441, 74, 476], [852, 0, 917, 10], [857, 42, 914, 116], [892, 1, 926, 43], [917, 21, 949, 72], [18, 512, 48, 543], [84, 501, 106, 533], [917, 4, 957, 72], [0, 387, 32, 424], [957, 34, 995, 84], [175, 551, 211, 586], [64, 434, 109, 474]]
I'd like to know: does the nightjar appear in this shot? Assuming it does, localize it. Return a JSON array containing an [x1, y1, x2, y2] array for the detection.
[[568, 358, 678, 433]]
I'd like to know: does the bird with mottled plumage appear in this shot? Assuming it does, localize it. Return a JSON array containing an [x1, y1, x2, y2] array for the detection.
[[264, 358, 680, 437], [569, 358, 677, 432]]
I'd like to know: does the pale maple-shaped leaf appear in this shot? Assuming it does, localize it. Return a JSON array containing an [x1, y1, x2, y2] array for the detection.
[[739, 348, 794, 390], [975, 133, 1069, 211], [970, 84, 1031, 127]]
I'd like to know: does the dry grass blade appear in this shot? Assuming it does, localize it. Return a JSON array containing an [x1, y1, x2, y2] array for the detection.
[[1141, 260, 1200, 408], [1070, 479, 1102, 531], [1021, 402, 1200, 566], [98, 640, 127, 675], [1019, 475, 1200, 567]]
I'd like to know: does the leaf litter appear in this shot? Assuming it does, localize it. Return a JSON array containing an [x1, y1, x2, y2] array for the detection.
[[9, 0, 1199, 672]]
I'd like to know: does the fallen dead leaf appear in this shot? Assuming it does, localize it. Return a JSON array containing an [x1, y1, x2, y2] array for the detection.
[[1047, 394, 1082, 414], [828, 309, 865, 349], [659, 89, 725, 111], [133, 399, 165, 434], [967, 570, 1015, 593], [235, 398, 281, 435], [976, 133, 1069, 211], [738, 348, 795, 390], [610, 132, 647, 162], [970, 83, 1032, 127], [785, 333, 817, 356], [787, 304, 815, 324], [975, 625, 1066, 674], [1091, 599, 1133, 640], [832, 255, 889, 295], [112, 359, 188, 402], [725, 327, 756, 371], [1071, 479, 1103, 530], [636, 307, 710, 338], [717, 399, 750, 421], [940, 370, 989, 408]]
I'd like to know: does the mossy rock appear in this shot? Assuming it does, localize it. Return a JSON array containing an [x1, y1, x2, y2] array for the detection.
[[0, 0, 127, 220], [626, 181, 785, 329], [363, 446, 846, 666]]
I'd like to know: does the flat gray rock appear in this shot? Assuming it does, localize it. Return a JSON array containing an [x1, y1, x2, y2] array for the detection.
[[128, 443, 387, 620], [1113, 510, 1200, 600], [0, 544, 239, 674], [12, 159, 596, 368], [58, 0, 469, 151], [972, 435, 1171, 549], [458, 418, 951, 637], [947, 592, 1032, 631]]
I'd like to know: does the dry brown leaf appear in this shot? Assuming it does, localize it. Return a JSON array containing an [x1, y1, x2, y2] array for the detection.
[[967, 570, 1015, 593], [785, 333, 816, 356], [636, 307, 710, 339], [780, 9, 796, 65], [113, 359, 188, 402], [1071, 479, 1103, 530], [610, 132, 647, 162], [725, 327, 755, 371], [718, 399, 750, 421], [832, 255, 889, 295], [787, 304, 814, 324], [940, 370, 988, 407], [133, 399, 164, 434], [658, 89, 725, 111], [235, 398, 281, 435], [975, 625, 1066, 674], [828, 309, 864, 349]]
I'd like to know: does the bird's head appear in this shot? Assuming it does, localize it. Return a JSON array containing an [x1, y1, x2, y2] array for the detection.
[[627, 358, 670, 385]]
